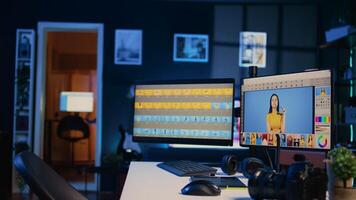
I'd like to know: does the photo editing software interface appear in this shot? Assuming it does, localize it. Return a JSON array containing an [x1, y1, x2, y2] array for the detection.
[[132, 80, 235, 145], [240, 70, 331, 150]]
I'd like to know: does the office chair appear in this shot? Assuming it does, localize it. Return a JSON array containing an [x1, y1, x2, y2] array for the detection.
[[57, 114, 90, 166], [14, 151, 87, 200]]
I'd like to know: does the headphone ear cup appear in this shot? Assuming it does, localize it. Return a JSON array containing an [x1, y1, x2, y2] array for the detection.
[[238, 157, 266, 179], [221, 155, 238, 175]]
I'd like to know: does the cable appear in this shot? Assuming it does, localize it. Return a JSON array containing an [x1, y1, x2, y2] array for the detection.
[[264, 148, 274, 171]]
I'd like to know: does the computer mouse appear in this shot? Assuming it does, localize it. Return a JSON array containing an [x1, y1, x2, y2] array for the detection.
[[181, 180, 221, 196]]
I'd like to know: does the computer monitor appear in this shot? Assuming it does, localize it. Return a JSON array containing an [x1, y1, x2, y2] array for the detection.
[[132, 79, 235, 146], [240, 70, 332, 150]]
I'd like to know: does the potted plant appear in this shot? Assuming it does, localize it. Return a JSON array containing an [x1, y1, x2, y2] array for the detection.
[[103, 153, 123, 167], [14, 142, 30, 194], [327, 146, 356, 199]]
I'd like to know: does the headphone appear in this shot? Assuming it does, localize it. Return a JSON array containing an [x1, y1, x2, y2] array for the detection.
[[221, 155, 267, 177], [221, 155, 238, 175]]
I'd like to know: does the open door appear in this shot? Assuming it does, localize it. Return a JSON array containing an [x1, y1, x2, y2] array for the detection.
[[34, 22, 103, 191]]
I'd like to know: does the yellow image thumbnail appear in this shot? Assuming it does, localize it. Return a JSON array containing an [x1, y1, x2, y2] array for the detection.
[[201, 102, 211, 109], [144, 102, 153, 109], [223, 88, 233, 95], [136, 102, 216, 110], [192, 102, 200, 109], [162, 89, 172, 96], [212, 89, 221, 96], [182, 89, 190, 96], [153, 102, 161, 109], [168, 102, 174, 109], [173, 89, 182, 96], [153, 89, 162, 96], [197, 89, 204, 95], [202, 89, 210, 95], [136, 90, 144, 96], [168, 102, 175, 109], [135, 102, 144, 109], [175, 102, 182, 109], [143, 90, 153, 96], [186, 102, 193, 109], [190, 89, 197, 95]]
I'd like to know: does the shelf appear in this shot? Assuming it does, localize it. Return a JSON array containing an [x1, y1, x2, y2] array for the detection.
[[319, 25, 356, 49], [336, 123, 356, 126], [15, 131, 29, 135], [17, 58, 32, 62], [13, 29, 34, 146], [16, 106, 29, 110], [335, 79, 356, 87]]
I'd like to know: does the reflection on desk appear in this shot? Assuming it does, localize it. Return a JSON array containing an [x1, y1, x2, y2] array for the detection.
[[120, 162, 251, 200]]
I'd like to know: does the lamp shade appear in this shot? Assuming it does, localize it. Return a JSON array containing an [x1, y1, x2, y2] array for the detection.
[[59, 91, 94, 112]]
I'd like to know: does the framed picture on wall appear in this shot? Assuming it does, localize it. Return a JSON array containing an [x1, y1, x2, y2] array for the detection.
[[239, 32, 267, 68], [173, 33, 209, 63], [115, 29, 142, 65], [17, 31, 34, 59]]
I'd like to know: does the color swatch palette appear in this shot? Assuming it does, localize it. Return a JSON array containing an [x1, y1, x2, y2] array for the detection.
[[315, 116, 330, 124]]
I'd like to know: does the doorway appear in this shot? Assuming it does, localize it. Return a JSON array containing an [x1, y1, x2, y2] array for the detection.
[[34, 22, 103, 191]]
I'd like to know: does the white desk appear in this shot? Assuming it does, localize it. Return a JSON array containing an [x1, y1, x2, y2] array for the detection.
[[120, 162, 251, 200]]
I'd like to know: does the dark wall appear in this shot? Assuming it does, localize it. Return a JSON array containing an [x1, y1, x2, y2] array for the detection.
[[0, 0, 14, 132], [211, 3, 320, 94], [1, 1, 14, 198], [102, 3, 214, 155]]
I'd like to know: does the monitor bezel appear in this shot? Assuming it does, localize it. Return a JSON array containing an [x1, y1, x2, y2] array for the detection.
[[239, 69, 333, 151], [132, 78, 235, 146]]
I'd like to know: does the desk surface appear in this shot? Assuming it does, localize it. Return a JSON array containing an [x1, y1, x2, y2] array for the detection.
[[120, 161, 251, 200]]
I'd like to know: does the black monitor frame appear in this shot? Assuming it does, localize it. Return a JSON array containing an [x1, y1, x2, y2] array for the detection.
[[132, 78, 235, 146], [239, 69, 333, 151]]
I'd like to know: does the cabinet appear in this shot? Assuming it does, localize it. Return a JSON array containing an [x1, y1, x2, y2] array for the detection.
[[321, 40, 356, 145], [12, 29, 35, 193], [12, 29, 35, 153]]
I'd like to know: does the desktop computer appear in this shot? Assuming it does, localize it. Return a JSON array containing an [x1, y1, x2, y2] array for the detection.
[[240, 69, 332, 150], [238, 70, 331, 200], [130, 72, 331, 198], [132, 79, 235, 176]]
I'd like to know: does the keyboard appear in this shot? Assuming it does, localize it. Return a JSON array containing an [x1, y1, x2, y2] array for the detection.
[[157, 160, 217, 177]]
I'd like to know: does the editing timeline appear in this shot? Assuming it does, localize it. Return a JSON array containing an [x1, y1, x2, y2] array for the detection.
[[133, 85, 234, 140]]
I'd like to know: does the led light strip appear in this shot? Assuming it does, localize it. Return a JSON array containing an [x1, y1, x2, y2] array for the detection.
[[350, 48, 354, 142]]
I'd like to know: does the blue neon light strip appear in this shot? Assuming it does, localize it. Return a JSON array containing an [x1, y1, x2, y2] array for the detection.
[[351, 49, 354, 142]]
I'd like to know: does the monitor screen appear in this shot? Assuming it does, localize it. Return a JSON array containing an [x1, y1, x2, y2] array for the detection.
[[240, 70, 332, 150], [132, 79, 235, 146]]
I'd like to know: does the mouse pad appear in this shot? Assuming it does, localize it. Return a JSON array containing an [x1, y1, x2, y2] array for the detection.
[[190, 176, 246, 188]]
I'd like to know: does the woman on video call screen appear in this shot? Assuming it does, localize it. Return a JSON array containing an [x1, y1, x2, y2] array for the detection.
[[266, 94, 286, 134]]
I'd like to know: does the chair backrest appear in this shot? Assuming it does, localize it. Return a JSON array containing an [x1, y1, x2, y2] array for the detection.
[[57, 115, 90, 141], [14, 151, 87, 200]]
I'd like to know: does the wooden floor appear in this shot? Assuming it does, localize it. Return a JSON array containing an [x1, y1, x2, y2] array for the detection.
[[51, 161, 95, 182]]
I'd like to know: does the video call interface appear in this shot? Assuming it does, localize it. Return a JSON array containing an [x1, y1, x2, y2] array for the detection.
[[240, 70, 331, 150], [133, 81, 234, 143]]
